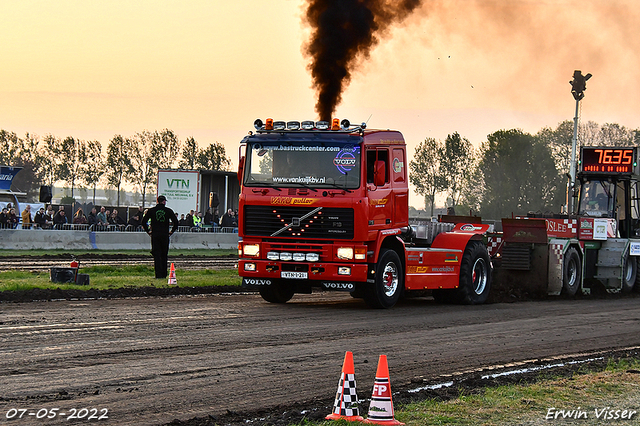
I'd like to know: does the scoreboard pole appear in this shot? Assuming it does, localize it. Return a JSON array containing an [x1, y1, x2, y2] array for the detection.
[[568, 97, 580, 214]]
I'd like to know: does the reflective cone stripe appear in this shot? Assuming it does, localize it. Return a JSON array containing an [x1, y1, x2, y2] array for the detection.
[[363, 355, 404, 425], [326, 351, 364, 422], [168, 263, 177, 285]]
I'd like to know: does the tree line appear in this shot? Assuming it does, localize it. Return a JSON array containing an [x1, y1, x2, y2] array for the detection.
[[0, 129, 232, 207], [410, 120, 640, 220], [3, 120, 638, 218]]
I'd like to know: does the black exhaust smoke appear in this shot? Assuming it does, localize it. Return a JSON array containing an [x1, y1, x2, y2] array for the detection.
[[304, 0, 423, 121]]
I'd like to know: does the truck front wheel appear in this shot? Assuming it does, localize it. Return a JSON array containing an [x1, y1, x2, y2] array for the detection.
[[259, 282, 295, 304], [455, 241, 491, 304], [365, 249, 403, 309]]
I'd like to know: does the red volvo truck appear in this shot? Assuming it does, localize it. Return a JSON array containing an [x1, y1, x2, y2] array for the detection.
[[237, 118, 493, 308]]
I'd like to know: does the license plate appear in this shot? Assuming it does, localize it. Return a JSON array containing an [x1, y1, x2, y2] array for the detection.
[[281, 271, 308, 279]]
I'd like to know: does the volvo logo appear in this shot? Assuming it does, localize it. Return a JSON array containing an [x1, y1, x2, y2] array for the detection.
[[271, 207, 323, 237]]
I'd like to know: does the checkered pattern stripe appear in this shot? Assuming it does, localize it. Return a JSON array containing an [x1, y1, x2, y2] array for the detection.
[[487, 236, 502, 256], [332, 373, 360, 416], [550, 243, 565, 265]]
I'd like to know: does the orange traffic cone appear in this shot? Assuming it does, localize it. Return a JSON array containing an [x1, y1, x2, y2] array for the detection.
[[363, 355, 404, 425], [326, 351, 364, 422], [168, 263, 177, 285]]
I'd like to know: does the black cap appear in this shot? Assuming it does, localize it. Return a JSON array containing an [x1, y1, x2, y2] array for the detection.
[[157, 195, 167, 203]]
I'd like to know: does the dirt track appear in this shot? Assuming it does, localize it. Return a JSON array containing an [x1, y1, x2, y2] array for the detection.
[[1, 292, 640, 425]]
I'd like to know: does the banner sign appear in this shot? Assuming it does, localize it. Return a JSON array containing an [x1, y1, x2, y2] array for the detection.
[[156, 170, 200, 216], [0, 166, 23, 191]]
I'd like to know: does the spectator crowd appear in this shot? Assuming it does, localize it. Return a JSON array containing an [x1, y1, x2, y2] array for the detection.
[[0, 203, 238, 233]]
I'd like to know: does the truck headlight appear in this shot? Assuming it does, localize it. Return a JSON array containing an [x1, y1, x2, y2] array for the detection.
[[243, 244, 260, 257], [306, 253, 320, 262], [337, 247, 354, 260], [280, 252, 293, 261]]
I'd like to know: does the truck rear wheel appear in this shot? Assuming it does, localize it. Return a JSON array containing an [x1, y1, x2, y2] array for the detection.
[[561, 248, 581, 296], [455, 241, 491, 304], [259, 282, 295, 304], [365, 249, 403, 309]]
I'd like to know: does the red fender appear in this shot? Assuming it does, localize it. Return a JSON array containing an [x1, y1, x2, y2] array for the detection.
[[431, 223, 491, 251], [370, 228, 404, 264]]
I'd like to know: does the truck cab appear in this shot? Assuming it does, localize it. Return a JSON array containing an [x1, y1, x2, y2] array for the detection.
[[238, 119, 491, 308], [574, 147, 640, 292], [576, 147, 640, 239]]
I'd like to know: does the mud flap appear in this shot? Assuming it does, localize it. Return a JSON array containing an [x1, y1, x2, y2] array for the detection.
[[491, 244, 549, 300], [491, 218, 551, 299], [547, 239, 568, 296]]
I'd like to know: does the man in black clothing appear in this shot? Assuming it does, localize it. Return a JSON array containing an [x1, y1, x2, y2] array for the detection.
[[142, 195, 179, 278]]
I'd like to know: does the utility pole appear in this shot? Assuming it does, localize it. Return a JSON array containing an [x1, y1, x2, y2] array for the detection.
[[568, 70, 592, 214]]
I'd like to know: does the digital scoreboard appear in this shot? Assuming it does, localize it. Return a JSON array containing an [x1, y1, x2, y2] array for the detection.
[[580, 147, 637, 174]]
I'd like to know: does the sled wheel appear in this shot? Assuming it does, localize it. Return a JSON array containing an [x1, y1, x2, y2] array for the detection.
[[259, 281, 295, 304], [561, 247, 581, 296], [365, 249, 403, 309], [455, 241, 492, 305]]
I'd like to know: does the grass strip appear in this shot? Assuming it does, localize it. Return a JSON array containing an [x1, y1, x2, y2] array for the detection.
[[0, 266, 241, 292]]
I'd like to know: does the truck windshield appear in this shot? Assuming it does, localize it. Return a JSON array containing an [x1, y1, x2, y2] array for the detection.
[[578, 180, 615, 217], [244, 141, 361, 189]]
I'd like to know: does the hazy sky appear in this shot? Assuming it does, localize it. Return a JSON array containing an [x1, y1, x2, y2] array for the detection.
[[1, 0, 638, 207]]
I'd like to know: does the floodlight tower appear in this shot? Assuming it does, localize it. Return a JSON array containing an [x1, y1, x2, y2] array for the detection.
[[568, 70, 592, 213]]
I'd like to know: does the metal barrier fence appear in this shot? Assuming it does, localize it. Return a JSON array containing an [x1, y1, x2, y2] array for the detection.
[[9, 223, 238, 233]]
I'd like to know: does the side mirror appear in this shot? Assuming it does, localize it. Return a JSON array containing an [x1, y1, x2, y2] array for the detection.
[[237, 156, 245, 185], [374, 160, 386, 187]]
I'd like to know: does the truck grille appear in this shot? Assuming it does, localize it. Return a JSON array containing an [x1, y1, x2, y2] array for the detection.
[[244, 206, 354, 240]]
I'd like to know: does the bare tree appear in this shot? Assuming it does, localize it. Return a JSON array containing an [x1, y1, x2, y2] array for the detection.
[[127, 131, 158, 208], [81, 140, 105, 205], [197, 142, 232, 171], [105, 135, 134, 207], [39, 134, 60, 186], [154, 129, 180, 170], [51, 136, 88, 199], [179, 136, 199, 169]]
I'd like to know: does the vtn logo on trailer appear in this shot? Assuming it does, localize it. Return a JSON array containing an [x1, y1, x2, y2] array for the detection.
[[167, 179, 189, 189]]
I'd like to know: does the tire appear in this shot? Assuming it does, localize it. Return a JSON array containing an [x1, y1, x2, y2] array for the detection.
[[622, 250, 637, 293], [350, 286, 366, 299], [454, 241, 492, 304], [365, 249, 403, 309], [561, 247, 581, 296], [259, 281, 295, 304]]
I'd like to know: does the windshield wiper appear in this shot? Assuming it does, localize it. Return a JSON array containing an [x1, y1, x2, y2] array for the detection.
[[294, 184, 318, 192], [248, 182, 283, 191], [324, 183, 352, 193]]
